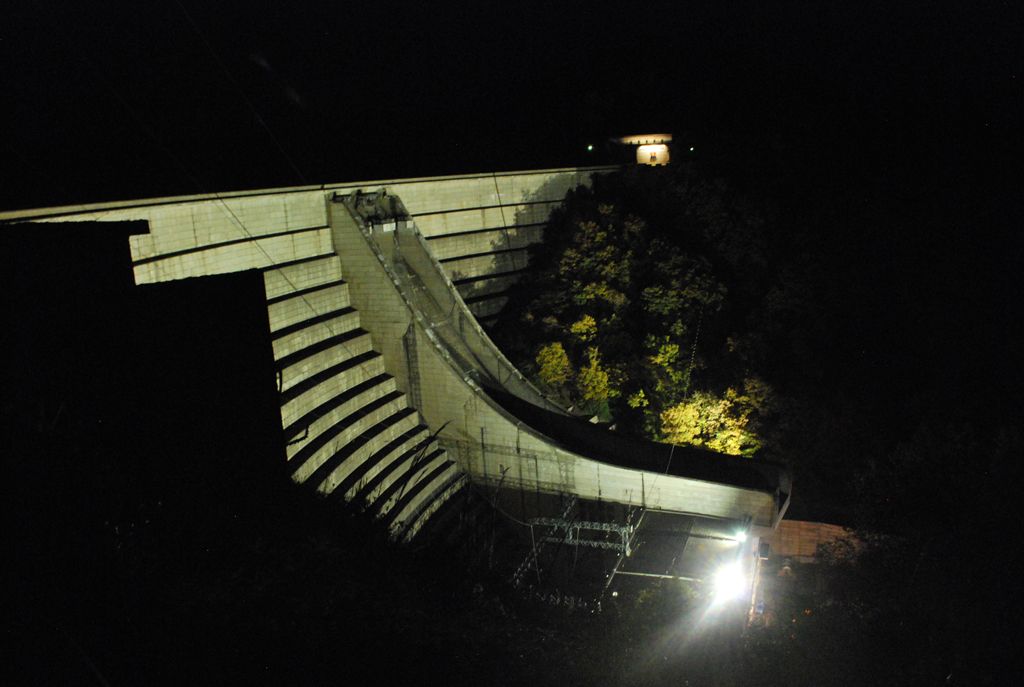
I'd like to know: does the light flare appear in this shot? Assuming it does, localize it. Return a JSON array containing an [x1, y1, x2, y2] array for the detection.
[[713, 561, 747, 604]]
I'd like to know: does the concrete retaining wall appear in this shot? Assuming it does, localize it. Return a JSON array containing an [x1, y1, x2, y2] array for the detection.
[[765, 521, 858, 563]]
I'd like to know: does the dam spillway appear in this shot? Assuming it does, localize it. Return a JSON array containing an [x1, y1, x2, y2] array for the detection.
[[0, 167, 790, 542]]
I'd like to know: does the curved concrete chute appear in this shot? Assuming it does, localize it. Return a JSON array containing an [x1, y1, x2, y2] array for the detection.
[[332, 191, 791, 532]]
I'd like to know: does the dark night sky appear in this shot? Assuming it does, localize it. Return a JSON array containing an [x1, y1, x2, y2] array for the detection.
[[2, 1, 1019, 210]]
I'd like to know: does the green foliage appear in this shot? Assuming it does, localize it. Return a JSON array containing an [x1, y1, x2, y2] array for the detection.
[[569, 314, 598, 342], [577, 346, 618, 408], [492, 167, 798, 456], [535, 342, 573, 391], [657, 377, 776, 454], [661, 390, 757, 455]]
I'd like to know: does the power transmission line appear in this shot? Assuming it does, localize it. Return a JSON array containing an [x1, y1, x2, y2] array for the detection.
[[172, 0, 308, 185]]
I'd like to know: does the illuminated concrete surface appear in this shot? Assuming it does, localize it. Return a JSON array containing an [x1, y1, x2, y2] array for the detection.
[[1, 166, 790, 541]]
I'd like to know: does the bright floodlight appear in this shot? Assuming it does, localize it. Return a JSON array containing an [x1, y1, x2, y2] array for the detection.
[[713, 562, 747, 604], [735, 531, 747, 542]]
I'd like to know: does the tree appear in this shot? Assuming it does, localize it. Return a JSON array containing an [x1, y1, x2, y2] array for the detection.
[[492, 166, 792, 456]]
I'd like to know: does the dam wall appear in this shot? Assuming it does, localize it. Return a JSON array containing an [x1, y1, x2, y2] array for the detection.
[[1, 166, 790, 540], [1, 168, 615, 539], [332, 196, 785, 531], [4, 167, 607, 322]]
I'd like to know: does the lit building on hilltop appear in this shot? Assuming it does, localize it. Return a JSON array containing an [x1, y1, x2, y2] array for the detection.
[[617, 133, 672, 166]]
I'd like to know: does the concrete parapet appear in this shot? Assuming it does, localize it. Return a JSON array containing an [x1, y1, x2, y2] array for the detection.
[[310, 407, 422, 496], [287, 390, 409, 465], [279, 353, 386, 429], [395, 472, 469, 542], [271, 308, 360, 362], [277, 333, 376, 393], [267, 283, 352, 334], [340, 430, 437, 503]]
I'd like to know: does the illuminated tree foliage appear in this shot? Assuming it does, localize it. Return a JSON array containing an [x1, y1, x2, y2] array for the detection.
[[492, 166, 788, 452], [662, 390, 753, 455], [534, 342, 572, 397], [660, 376, 778, 455]]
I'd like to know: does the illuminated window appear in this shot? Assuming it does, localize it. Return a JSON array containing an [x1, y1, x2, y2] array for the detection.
[[637, 144, 669, 166]]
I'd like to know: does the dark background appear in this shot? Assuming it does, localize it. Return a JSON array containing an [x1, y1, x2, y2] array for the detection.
[[2, 2, 1023, 684], [3, 1, 1018, 209]]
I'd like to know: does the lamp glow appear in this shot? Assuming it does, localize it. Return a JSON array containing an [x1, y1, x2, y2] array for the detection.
[[713, 562, 747, 603], [637, 144, 669, 165]]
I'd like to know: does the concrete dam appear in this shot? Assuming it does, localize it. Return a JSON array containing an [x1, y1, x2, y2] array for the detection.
[[1, 167, 791, 545]]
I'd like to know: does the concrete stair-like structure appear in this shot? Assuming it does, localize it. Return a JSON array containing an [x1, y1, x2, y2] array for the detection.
[[263, 254, 465, 541], [1, 169, 606, 542]]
